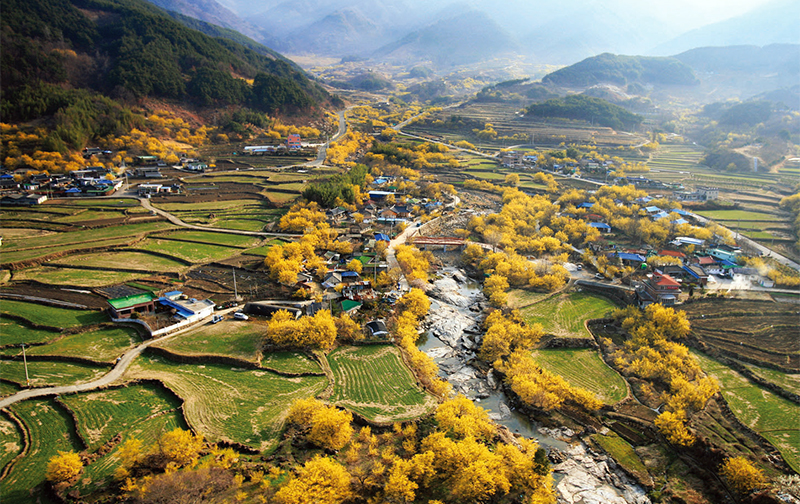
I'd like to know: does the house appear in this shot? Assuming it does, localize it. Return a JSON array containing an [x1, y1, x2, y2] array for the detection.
[[608, 252, 646, 266], [341, 271, 361, 283], [287, 134, 302, 150], [322, 272, 342, 289], [658, 250, 686, 260], [343, 281, 377, 302], [341, 300, 362, 314], [380, 208, 398, 219], [134, 166, 162, 178], [365, 320, 389, 339], [374, 233, 391, 242], [732, 267, 759, 283], [391, 205, 411, 218], [640, 272, 681, 306], [708, 248, 740, 264], [589, 222, 611, 233], [107, 292, 158, 319], [0, 193, 47, 205], [158, 296, 216, 323], [682, 265, 709, 286]]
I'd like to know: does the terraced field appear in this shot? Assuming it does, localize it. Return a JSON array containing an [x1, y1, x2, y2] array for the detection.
[[531, 348, 627, 404], [22, 326, 142, 362], [693, 351, 800, 473], [0, 412, 22, 476], [520, 292, 618, 338], [2, 399, 83, 504], [53, 250, 188, 272], [742, 364, 800, 396], [155, 320, 265, 362], [11, 266, 153, 287], [138, 237, 244, 264], [0, 300, 107, 329], [261, 351, 322, 374], [151, 199, 284, 228], [646, 144, 704, 171], [0, 315, 61, 346], [125, 352, 327, 450], [0, 360, 109, 389], [328, 345, 435, 423]]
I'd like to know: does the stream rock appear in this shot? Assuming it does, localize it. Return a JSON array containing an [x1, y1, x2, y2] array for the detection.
[[553, 444, 650, 504]]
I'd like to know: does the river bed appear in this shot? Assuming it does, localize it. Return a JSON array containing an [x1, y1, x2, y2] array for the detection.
[[419, 267, 650, 504]]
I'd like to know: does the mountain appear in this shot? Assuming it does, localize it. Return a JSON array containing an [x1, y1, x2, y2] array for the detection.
[[542, 54, 699, 88], [281, 8, 383, 56], [1, 0, 328, 121], [145, 0, 265, 42], [374, 10, 520, 67], [672, 44, 800, 101], [652, 0, 800, 55]]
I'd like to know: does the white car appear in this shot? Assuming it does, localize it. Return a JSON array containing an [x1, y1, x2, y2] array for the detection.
[[233, 312, 249, 321]]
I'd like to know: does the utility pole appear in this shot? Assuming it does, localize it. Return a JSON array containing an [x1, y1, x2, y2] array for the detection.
[[232, 268, 238, 300], [21, 343, 29, 387]]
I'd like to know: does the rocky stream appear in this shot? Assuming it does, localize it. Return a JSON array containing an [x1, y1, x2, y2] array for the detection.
[[420, 268, 650, 504]]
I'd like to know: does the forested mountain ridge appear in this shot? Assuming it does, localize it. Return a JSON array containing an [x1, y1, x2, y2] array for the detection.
[[542, 53, 699, 88], [0, 0, 330, 123]]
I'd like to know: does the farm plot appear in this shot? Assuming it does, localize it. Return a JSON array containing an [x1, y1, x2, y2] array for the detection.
[[531, 348, 627, 404], [0, 412, 22, 475], [11, 266, 147, 287], [693, 351, 800, 473], [327, 345, 435, 423], [138, 237, 243, 264], [0, 360, 109, 388], [261, 351, 321, 374], [695, 209, 781, 221], [744, 364, 800, 396], [245, 238, 289, 256], [23, 326, 142, 363], [1, 399, 83, 504], [125, 352, 327, 450], [0, 315, 61, 346], [682, 300, 800, 371], [61, 383, 185, 450], [153, 230, 261, 249], [0, 299, 107, 329], [155, 320, 265, 362], [53, 250, 188, 272], [520, 292, 618, 338]]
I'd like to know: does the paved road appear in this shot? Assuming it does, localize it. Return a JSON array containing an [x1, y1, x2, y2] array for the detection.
[[0, 309, 238, 409]]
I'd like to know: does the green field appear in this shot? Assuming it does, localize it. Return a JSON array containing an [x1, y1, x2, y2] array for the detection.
[[328, 345, 435, 423], [521, 292, 617, 338], [24, 326, 142, 362], [0, 237, 142, 264], [693, 351, 800, 472], [11, 266, 148, 287], [0, 360, 109, 388], [0, 412, 22, 476], [0, 221, 175, 253], [591, 432, 649, 479], [0, 315, 61, 346], [261, 351, 322, 374], [743, 364, 800, 396], [0, 299, 106, 329], [138, 237, 242, 264], [54, 250, 189, 272], [531, 348, 627, 404], [153, 230, 261, 248], [155, 321, 263, 362], [2, 399, 83, 504], [125, 352, 326, 450], [696, 209, 780, 221]]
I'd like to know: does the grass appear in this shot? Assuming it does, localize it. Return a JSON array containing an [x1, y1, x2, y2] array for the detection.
[[0, 381, 21, 398], [693, 351, 800, 473], [54, 250, 188, 272], [11, 266, 148, 287], [520, 292, 617, 338], [0, 299, 107, 328], [0, 411, 22, 474], [0, 315, 61, 346], [328, 345, 435, 423], [531, 348, 627, 404], [61, 383, 185, 450], [2, 399, 83, 504], [156, 321, 264, 362], [696, 209, 780, 221], [741, 364, 800, 397], [154, 230, 261, 248], [212, 218, 269, 231], [245, 238, 288, 257], [263, 191, 300, 205], [506, 289, 549, 309], [261, 351, 322, 374], [24, 326, 143, 362], [0, 237, 143, 264], [0, 359, 108, 388], [1, 222, 175, 252], [125, 352, 327, 450], [591, 432, 649, 477], [138, 238, 242, 264]]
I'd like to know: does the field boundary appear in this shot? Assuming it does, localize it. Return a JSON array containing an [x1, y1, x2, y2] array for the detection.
[[0, 407, 30, 481]]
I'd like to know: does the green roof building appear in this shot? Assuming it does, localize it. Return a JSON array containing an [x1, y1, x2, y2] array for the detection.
[[107, 292, 157, 319]]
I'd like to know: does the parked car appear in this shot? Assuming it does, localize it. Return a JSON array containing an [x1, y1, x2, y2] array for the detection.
[[595, 273, 604, 280], [211, 314, 223, 324], [576, 264, 583, 271], [233, 312, 249, 321]]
